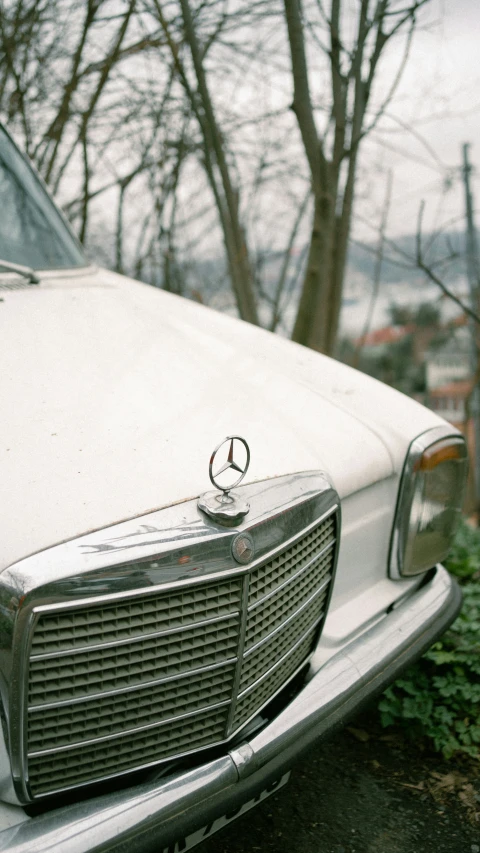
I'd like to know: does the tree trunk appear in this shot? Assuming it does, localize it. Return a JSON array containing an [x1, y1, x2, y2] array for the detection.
[[292, 179, 337, 353], [178, 0, 258, 325]]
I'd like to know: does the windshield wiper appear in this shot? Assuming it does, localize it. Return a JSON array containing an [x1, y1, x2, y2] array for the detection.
[[0, 259, 39, 284]]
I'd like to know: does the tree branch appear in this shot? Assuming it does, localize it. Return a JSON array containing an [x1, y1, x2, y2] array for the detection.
[[283, 0, 326, 190], [354, 170, 393, 367], [416, 200, 480, 325]]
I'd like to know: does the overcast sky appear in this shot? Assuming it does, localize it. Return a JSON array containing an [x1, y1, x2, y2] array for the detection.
[[360, 0, 480, 239]]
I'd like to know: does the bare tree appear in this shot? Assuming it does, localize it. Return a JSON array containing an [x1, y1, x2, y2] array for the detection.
[[1, 0, 439, 342], [149, 0, 259, 323], [353, 169, 393, 368], [0, 0, 174, 246], [283, 0, 430, 354]]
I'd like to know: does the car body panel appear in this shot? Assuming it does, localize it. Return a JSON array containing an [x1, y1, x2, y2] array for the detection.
[[0, 267, 443, 573]]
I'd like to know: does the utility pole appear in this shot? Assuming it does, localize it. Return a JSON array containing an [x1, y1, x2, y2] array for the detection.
[[461, 143, 480, 515]]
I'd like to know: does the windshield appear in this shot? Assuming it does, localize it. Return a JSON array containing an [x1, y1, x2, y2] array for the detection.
[[0, 126, 87, 270]]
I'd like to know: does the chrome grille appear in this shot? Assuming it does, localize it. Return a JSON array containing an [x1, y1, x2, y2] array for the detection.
[[25, 509, 338, 799]]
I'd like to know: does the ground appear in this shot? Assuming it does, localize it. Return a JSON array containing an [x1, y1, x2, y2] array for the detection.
[[198, 708, 479, 853]]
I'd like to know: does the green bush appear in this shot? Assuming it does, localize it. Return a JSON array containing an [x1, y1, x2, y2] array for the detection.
[[443, 520, 480, 582], [378, 522, 480, 759]]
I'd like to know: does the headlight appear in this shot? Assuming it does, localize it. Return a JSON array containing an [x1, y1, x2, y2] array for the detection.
[[390, 425, 468, 578]]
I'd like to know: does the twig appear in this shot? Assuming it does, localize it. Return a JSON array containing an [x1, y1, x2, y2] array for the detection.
[[269, 190, 310, 332], [354, 170, 393, 367], [416, 201, 480, 325]]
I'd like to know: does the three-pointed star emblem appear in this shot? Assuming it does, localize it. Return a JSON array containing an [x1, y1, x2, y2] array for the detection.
[[212, 439, 245, 478], [209, 435, 250, 493]]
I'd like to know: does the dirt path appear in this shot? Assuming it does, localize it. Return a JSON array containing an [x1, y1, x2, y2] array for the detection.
[[198, 711, 479, 853]]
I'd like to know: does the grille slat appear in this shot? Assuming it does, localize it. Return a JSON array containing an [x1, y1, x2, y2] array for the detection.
[[29, 616, 240, 704], [28, 708, 228, 796], [25, 509, 338, 798], [248, 517, 335, 604], [244, 549, 332, 650], [28, 663, 236, 752], [240, 593, 326, 691], [233, 631, 316, 730], [31, 580, 243, 655]]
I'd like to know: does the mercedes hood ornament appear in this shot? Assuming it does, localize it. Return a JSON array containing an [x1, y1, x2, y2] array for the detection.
[[198, 436, 251, 525]]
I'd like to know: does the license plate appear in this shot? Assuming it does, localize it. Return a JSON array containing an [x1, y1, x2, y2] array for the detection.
[[161, 771, 290, 853]]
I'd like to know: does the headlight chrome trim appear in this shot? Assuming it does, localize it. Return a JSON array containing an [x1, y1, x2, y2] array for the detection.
[[389, 424, 468, 580]]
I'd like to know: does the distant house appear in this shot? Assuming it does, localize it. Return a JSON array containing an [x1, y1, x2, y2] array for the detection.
[[428, 379, 473, 427], [425, 326, 472, 390], [424, 324, 476, 512], [354, 321, 439, 365], [353, 325, 411, 350]]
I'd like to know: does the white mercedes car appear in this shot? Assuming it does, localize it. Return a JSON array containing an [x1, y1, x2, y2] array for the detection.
[[0, 123, 467, 853]]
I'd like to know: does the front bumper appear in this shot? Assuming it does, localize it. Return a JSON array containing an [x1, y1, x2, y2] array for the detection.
[[0, 565, 461, 853]]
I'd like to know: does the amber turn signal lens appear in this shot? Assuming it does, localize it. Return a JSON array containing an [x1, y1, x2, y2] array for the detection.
[[416, 440, 464, 472]]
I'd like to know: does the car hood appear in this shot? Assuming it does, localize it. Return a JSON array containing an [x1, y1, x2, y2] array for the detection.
[[0, 268, 443, 571]]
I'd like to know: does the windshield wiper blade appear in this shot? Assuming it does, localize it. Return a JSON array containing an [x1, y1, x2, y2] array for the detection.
[[0, 259, 39, 284]]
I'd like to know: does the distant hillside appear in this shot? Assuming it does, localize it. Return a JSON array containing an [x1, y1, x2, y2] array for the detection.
[[101, 228, 468, 312], [347, 230, 466, 286]]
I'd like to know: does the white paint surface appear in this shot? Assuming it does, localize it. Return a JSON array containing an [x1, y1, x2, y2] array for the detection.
[[0, 267, 444, 572]]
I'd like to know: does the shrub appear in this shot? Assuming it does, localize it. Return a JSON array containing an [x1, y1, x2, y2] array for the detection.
[[378, 522, 480, 759], [443, 520, 480, 583]]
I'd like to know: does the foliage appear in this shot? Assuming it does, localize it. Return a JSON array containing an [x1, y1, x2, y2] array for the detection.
[[388, 301, 441, 328], [378, 522, 480, 759], [359, 334, 418, 392], [444, 521, 480, 582]]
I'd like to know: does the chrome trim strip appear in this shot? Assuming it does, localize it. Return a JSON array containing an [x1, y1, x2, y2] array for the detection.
[[29, 611, 241, 661], [24, 741, 235, 801], [28, 699, 232, 758], [244, 579, 329, 657], [239, 618, 322, 700], [27, 503, 338, 618], [28, 658, 239, 712], [30, 571, 247, 615], [16, 609, 36, 803], [247, 541, 334, 612], [225, 574, 250, 737]]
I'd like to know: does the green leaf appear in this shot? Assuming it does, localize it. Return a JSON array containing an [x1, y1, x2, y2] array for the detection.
[[376, 523, 480, 759]]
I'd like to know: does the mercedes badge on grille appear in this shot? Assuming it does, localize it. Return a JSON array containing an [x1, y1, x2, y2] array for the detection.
[[198, 436, 251, 525]]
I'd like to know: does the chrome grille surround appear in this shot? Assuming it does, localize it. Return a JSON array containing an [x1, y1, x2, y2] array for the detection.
[[3, 472, 340, 804]]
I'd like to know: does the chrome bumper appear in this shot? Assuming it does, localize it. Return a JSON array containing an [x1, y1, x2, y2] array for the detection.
[[0, 566, 461, 853]]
